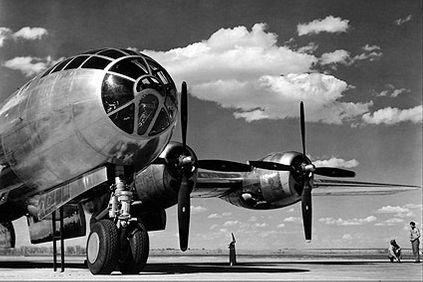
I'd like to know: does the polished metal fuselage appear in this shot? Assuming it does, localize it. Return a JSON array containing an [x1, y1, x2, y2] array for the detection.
[[0, 69, 173, 194]]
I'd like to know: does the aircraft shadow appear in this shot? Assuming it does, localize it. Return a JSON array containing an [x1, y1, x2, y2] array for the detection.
[[0, 261, 309, 274], [134, 262, 309, 275]]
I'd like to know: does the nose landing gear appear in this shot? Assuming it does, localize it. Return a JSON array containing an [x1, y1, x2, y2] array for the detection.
[[86, 166, 150, 275]]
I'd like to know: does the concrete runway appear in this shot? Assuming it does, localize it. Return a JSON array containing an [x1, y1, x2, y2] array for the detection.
[[0, 256, 421, 281]]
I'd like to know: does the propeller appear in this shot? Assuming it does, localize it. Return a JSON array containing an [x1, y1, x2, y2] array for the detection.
[[297, 101, 355, 241]]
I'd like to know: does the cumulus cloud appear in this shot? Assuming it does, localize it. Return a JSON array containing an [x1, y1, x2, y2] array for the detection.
[[141, 23, 379, 125], [319, 45, 382, 68], [277, 223, 285, 228], [223, 220, 240, 226], [0, 26, 48, 47], [394, 15, 412, 26], [376, 205, 414, 218], [0, 27, 12, 47], [319, 216, 377, 226], [283, 216, 301, 223], [342, 234, 353, 240], [376, 84, 410, 98], [12, 27, 48, 40], [319, 49, 350, 65], [191, 205, 208, 214], [297, 16, 350, 36], [375, 218, 404, 226], [3, 56, 56, 77], [313, 157, 359, 168], [362, 105, 422, 125], [297, 42, 319, 54], [207, 212, 232, 219]]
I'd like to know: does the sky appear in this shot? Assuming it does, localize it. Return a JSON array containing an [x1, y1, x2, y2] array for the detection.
[[0, 0, 422, 250]]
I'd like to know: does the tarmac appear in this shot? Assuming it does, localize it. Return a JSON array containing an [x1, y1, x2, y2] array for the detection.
[[0, 255, 421, 281]]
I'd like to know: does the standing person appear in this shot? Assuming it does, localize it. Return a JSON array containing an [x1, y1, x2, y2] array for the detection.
[[387, 239, 401, 262], [409, 221, 421, 263], [228, 233, 236, 266]]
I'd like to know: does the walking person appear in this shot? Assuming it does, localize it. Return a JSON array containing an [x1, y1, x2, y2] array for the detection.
[[409, 221, 420, 263], [228, 233, 236, 266]]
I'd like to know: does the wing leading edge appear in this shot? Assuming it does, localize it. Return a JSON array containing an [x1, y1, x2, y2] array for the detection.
[[312, 179, 420, 196]]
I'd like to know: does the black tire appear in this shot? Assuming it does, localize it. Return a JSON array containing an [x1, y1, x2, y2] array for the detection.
[[86, 219, 119, 274], [119, 222, 149, 274]]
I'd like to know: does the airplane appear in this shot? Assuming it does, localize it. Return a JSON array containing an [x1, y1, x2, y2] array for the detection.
[[0, 47, 419, 274]]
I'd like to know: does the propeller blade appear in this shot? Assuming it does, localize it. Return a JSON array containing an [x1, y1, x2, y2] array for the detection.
[[181, 81, 188, 149], [315, 167, 355, 178], [300, 101, 306, 157], [178, 174, 192, 251], [196, 159, 252, 172], [249, 161, 292, 172], [301, 180, 312, 241]]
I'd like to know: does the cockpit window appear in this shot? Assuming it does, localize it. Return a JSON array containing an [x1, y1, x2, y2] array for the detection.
[[40, 61, 61, 78], [64, 56, 89, 70], [100, 52, 177, 137], [81, 56, 112, 69], [109, 58, 148, 79], [149, 108, 170, 136], [109, 103, 135, 134], [102, 74, 134, 113], [137, 94, 159, 135], [51, 58, 73, 73], [97, 49, 126, 59]]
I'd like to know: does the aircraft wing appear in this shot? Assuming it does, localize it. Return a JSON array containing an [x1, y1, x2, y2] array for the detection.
[[192, 170, 420, 198], [192, 170, 244, 198], [312, 178, 420, 196]]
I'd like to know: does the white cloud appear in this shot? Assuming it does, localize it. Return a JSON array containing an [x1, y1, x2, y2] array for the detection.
[[313, 157, 359, 168], [297, 16, 350, 36], [376, 84, 410, 98], [320, 49, 350, 65], [207, 212, 232, 219], [12, 27, 48, 40], [283, 216, 301, 223], [208, 213, 221, 219], [3, 56, 55, 77], [375, 218, 404, 226], [0, 27, 12, 47], [254, 223, 268, 228], [362, 44, 381, 52], [394, 15, 412, 26], [297, 42, 319, 54], [223, 220, 239, 226], [0, 26, 48, 47], [362, 105, 423, 125], [319, 216, 377, 226], [319, 45, 382, 68], [142, 23, 379, 125], [342, 234, 353, 240], [191, 205, 207, 215], [277, 223, 285, 228], [376, 205, 414, 218], [404, 203, 423, 209]]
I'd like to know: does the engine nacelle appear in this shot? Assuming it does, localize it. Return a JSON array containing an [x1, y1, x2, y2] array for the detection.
[[133, 141, 197, 210], [222, 151, 308, 210]]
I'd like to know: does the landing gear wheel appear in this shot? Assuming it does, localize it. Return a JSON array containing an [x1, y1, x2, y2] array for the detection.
[[86, 219, 119, 274], [118, 222, 149, 274]]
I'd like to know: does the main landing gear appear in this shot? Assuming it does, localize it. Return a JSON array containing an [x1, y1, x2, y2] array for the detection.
[[86, 167, 149, 275]]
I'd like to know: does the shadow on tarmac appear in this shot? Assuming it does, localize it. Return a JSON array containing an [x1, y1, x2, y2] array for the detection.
[[0, 261, 309, 274]]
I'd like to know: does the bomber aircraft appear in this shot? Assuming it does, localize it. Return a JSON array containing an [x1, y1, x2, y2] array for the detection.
[[0, 48, 419, 274]]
